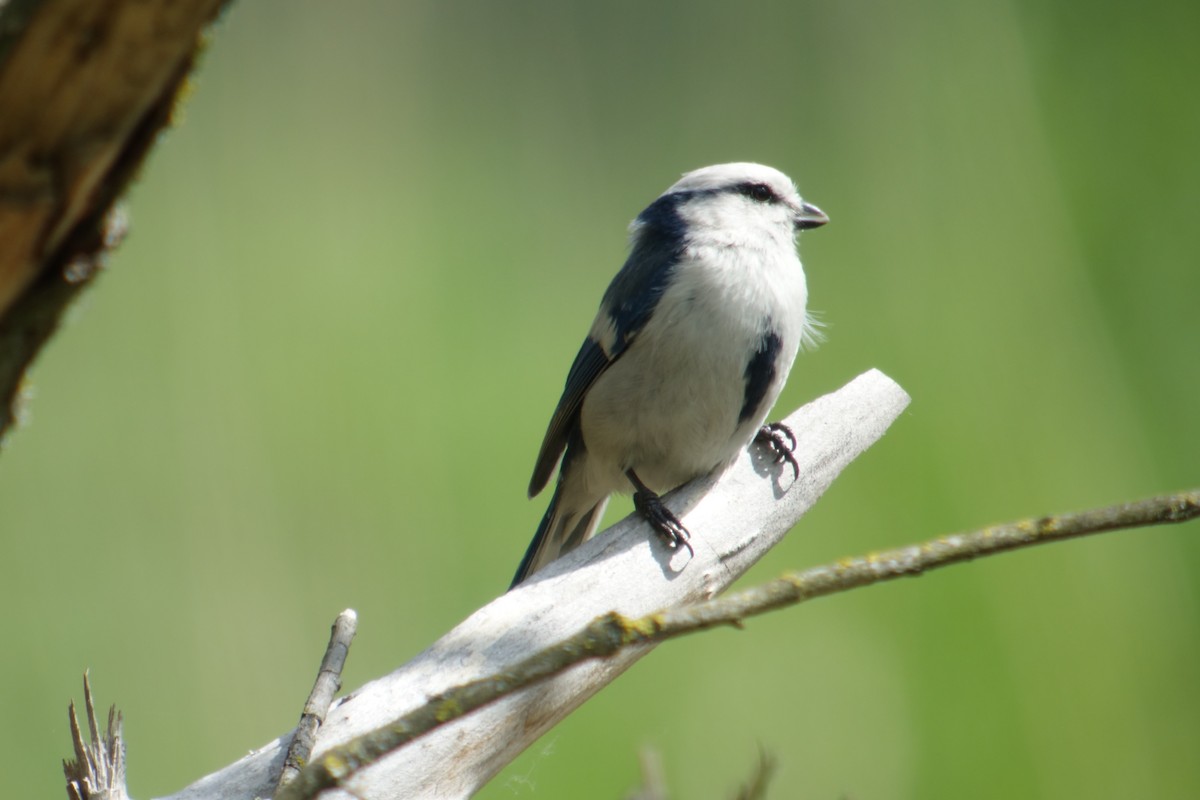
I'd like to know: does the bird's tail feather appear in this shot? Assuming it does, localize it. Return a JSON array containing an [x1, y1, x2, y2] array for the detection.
[[510, 483, 607, 588]]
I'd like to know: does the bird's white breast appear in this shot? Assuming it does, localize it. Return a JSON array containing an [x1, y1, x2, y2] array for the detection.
[[579, 235, 808, 495]]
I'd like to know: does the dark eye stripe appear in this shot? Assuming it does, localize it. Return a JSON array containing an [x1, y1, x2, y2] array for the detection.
[[736, 182, 776, 203]]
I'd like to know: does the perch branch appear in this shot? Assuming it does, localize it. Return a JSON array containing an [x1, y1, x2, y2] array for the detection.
[[162, 369, 911, 800]]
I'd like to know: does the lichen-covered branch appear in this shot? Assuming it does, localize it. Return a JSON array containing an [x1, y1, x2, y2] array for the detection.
[[279, 489, 1199, 799]]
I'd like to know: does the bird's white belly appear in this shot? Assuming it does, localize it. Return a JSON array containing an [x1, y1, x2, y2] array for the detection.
[[579, 283, 795, 495]]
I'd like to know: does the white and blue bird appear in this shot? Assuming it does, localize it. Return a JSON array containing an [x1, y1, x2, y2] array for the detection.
[[512, 162, 828, 587]]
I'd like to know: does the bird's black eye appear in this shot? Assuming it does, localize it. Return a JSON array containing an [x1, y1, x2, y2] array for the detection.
[[738, 182, 776, 203]]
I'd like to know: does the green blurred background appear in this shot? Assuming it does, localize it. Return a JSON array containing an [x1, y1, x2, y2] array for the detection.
[[3, 1, 1198, 798]]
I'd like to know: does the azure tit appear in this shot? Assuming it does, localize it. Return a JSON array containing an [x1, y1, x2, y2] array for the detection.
[[512, 163, 828, 587]]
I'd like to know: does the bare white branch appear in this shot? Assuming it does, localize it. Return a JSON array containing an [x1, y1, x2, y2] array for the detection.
[[163, 369, 910, 800]]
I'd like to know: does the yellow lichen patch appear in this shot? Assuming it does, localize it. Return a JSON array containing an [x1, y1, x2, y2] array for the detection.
[[625, 612, 664, 641], [1037, 515, 1061, 534], [434, 697, 463, 723], [321, 751, 353, 779]]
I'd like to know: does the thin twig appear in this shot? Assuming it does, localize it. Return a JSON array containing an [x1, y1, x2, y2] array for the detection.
[[625, 747, 669, 800], [277, 488, 1200, 800], [732, 748, 776, 800], [278, 610, 359, 790]]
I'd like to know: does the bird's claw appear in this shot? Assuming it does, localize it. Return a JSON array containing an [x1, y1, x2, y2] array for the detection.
[[756, 421, 800, 480], [632, 489, 694, 558]]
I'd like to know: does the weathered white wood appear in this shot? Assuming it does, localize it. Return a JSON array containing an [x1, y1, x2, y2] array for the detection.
[[163, 369, 910, 800]]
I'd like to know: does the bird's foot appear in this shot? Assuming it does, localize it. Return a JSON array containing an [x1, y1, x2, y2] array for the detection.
[[634, 491, 694, 556], [756, 421, 799, 480], [626, 469, 694, 558]]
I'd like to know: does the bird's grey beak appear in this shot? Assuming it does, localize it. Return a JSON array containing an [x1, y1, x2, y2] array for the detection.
[[794, 202, 829, 230]]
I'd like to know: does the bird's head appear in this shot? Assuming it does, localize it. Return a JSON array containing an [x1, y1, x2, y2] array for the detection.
[[639, 163, 827, 248]]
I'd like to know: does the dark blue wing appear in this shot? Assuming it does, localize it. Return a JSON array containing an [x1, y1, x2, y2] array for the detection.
[[527, 193, 689, 498], [528, 337, 610, 496], [599, 192, 688, 351]]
